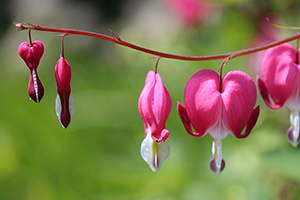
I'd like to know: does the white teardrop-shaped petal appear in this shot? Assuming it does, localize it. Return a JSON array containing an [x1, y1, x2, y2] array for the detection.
[[287, 110, 300, 147], [69, 93, 75, 119], [32, 69, 39, 102], [210, 140, 225, 176], [55, 93, 61, 122], [55, 93, 75, 128], [140, 131, 170, 172]]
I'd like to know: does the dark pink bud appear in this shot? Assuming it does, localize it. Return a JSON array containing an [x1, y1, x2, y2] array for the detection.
[[55, 56, 74, 128], [18, 41, 44, 103], [138, 70, 172, 143]]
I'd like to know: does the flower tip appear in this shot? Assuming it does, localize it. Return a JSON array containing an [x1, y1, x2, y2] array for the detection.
[[287, 127, 300, 147], [55, 93, 74, 129], [209, 157, 225, 176], [141, 132, 170, 172]]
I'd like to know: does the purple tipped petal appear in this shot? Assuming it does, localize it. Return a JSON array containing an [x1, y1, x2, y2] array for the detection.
[[287, 126, 300, 147], [209, 157, 225, 176]]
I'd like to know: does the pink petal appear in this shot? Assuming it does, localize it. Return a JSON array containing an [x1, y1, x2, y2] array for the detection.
[[18, 41, 44, 70], [221, 71, 257, 137], [177, 101, 195, 136], [55, 57, 71, 94], [28, 69, 44, 103], [240, 106, 260, 138], [138, 71, 172, 143], [257, 76, 282, 109], [184, 69, 221, 136], [260, 43, 298, 107]]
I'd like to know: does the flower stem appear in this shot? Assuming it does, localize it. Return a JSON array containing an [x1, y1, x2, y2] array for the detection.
[[28, 29, 32, 47], [15, 22, 300, 61]]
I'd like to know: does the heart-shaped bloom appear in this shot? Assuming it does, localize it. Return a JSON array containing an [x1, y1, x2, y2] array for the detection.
[[257, 43, 300, 147], [178, 69, 259, 175], [55, 56, 74, 128], [18, 41, 44, 102], [138, 70, 172, 171]]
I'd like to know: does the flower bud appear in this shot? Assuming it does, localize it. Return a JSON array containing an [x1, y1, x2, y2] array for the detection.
[[18, 41, 44, 102], [55, 56, 74, 128]]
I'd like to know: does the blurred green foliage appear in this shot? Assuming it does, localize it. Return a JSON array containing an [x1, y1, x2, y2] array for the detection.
[[1, 0, 300, 199]]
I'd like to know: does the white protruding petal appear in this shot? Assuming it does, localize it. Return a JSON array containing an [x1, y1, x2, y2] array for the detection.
[[293, 112, 299, 141], [216, 140, 222, 169], [140, 130, 170, 172], [32, 69, 39, 103], [55, 93, 61, 122], [211, 140, 223, 176], [55, 93, 75, 128], [69, 93, 75, 119]]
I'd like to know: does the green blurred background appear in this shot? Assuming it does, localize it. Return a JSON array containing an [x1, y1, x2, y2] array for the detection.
[[1, 0, 300, 199]]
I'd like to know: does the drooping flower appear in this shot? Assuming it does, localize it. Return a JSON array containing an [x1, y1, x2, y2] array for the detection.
[[54, 55, 74, 128], [178, 69, 259, 176], [257, 43, 300, 147], [18, 41, 44, 102], [138, 70, 172, 171]]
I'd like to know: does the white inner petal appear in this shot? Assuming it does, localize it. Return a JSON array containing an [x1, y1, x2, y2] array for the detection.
[[69, 93, 75, 119], [140, 129, 170, 172], [212, 140, 223, 170], [293, 111, 299, 141], [55, 93, 61, 123], [32, 69, 39, 102]]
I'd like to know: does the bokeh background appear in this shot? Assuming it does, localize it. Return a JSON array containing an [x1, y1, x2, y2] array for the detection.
[[1, 0, 300, 199]]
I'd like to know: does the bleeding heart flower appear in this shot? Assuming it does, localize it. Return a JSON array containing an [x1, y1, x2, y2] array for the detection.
[[138, 70, 172, 171], [257, 43, 300, 147], [55, 56, 74, 128], [18, 41, 44, 102], [178, 69, 259, 176]]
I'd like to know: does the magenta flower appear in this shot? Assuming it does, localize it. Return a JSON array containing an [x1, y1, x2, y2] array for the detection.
[[257, 43, 300, 147], [138, 70, 172, 171], [178, 69, 259, 175], [55, 56, 74, 128], [165, 0, 217, 27], [18, 41, 44, 102]]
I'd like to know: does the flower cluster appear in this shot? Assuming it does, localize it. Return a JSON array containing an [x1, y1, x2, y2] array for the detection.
[[18, 32, 74, 128], [138, 64, 260, 175], [17, 23, 300, 176]]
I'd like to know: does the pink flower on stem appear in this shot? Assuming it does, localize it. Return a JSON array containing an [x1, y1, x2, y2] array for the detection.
[[54, 34, 74, 129], [139, 70, 172, 172], [55, 56, 74, 129], [257, 43, 300, 147], [178, 69, 259, 176], [18, 40, 44, 103]]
